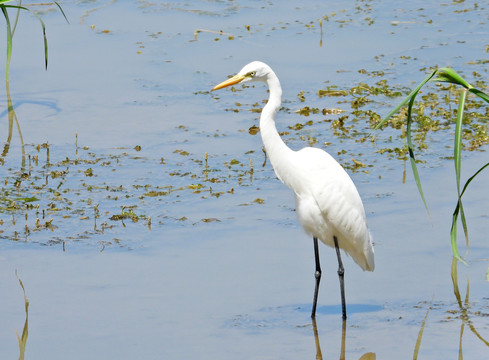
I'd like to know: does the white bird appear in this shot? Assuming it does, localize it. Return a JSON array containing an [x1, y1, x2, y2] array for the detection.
[[212, 61, 374, 319]]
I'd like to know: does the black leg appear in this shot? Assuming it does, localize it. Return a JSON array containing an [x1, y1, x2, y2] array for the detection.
[[334, 235, 347, 320], [311, 236, 321, 318]]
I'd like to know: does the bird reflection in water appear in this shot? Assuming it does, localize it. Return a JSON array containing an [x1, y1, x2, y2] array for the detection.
[[312, 318, 375, 360]]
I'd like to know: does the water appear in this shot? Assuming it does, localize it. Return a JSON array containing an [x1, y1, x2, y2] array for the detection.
[[1, 1, 489, 359]]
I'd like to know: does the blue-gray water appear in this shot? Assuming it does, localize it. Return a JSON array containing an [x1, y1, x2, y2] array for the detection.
[[1, 1, 488, 359]]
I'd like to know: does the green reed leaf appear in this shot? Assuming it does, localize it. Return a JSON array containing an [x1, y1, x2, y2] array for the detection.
[[450, 161, 489, 263], [469, 88, 489, 103], [432, 68, 473, 89], [452, 90, 469, 259], [405, 87, 431, 218]]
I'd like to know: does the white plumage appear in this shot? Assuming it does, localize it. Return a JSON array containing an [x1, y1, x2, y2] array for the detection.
[[292, 146, 374, 271], [212, 61, 374, 319]]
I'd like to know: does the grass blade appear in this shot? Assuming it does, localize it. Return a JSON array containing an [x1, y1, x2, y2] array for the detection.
[[3, 3, 56, 70], [452, 90, 469, 257], [459, 162, 489, 196], [434, 67, 489, 103], [454, 90, 466, 190], [54, 1, 69, 24], [450, 209, 464, 263], [373, 70, 439, 217], [469, 88, 489, 103], [375, 67, 489, 257], [406, 89, 431, 218], [451, 257, 462, 307], [1, 5, 12, 81], [16, 6, 49, 69], [432, 68, 473, 89], [450, 161, 489, 262], [10, 0, 20, 36]]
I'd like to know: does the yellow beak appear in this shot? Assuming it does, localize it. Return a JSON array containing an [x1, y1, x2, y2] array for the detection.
[[212, 74, 246, 91]]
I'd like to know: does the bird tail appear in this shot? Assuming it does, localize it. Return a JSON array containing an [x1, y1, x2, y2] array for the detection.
[[363, 233, 375, 271]]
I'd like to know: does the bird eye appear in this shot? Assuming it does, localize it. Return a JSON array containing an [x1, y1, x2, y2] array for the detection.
[[248, 71, 256, 77]]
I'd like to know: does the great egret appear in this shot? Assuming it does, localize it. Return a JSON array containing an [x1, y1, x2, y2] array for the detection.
[[212, 61, 374, 319]]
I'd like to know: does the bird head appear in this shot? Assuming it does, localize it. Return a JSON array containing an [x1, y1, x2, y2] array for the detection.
[[212, 61, 272, 91]]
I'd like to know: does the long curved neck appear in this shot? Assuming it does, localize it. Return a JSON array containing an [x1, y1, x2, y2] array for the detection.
[[259, 73, 295, 184]]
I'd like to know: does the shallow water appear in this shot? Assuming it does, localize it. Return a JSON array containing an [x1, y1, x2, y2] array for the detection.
[[1, 1, 489, 359]]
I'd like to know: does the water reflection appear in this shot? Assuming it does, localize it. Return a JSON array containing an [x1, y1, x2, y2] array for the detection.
[[411, 257, 489, 358], [312, 318, 375, 360], [15, 271, 29, 360], [312, 318, 323, 360], [413, 300, 431, 360], [450, 257, 489, 350], [1, 80, 25, 170]]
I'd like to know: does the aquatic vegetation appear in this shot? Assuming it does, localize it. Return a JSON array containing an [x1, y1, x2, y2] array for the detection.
[[0, 1, 67, 172], [375, 68, 489, 262], [0, 2, 488, 359], [1, 1, 489, 360], [213, 66, 489, 177], [0, 1, 67, 80], [0, 140, 261, 249], [208, 61, 489, 276]]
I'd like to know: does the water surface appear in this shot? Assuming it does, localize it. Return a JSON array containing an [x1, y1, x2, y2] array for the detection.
[[1, 1, 489, 359]]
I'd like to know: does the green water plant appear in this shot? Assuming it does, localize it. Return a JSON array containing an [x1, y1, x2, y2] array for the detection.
[[374, 68, 489, 262], [0, 0, 67, 80], [0, 1, 67, 167]]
